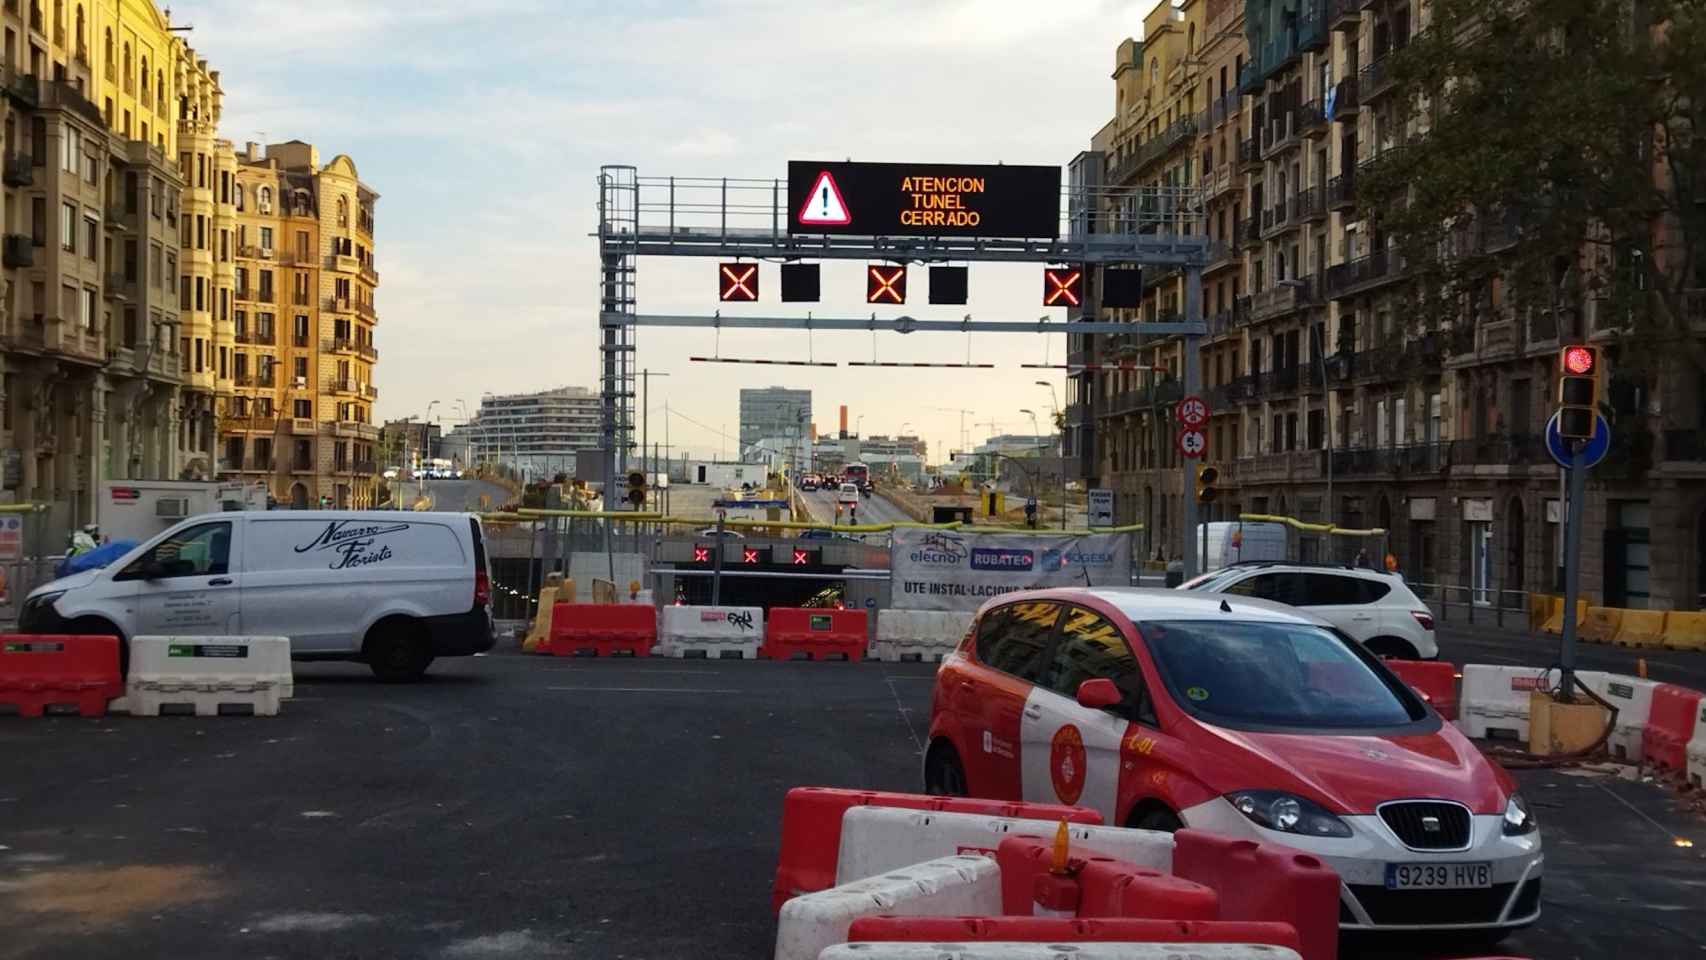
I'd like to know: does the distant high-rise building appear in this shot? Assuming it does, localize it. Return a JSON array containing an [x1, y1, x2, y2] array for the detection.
[[739, 387, 812, 449], [457, 387, 601, 479]]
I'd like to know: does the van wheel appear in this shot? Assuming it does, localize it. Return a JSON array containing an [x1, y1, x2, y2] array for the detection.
[[366, 620, 433, 683], [1366, 636, 1419, 660], [66, 617, 127, 678], [923, 741, 968, 797]]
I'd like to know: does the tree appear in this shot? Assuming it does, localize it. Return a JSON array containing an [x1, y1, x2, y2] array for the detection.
[[1358, 0, 1706, 386]]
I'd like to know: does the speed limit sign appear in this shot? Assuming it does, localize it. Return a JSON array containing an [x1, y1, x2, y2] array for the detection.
[[1176, 427, 1207, 459], [1176, 394, 1209, 428]]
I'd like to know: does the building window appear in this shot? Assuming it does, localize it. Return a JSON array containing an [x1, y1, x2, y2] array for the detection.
[[81, 286, 96, 331], [337, 196, 348, 226], [103, 26, 112, 77], [293, 313, 309, 345], [258, 186, 272, 213], [293, 356, 308, 380], [259, 226, 273, 249], [234, 184, 243, 211], [295, 399, 312, 419], [60, 201, 76, 252], [258, 270, 273, 302], [195, 276, 205, 311], [61, 126, 79, 172], [83, 213, 95, 260]]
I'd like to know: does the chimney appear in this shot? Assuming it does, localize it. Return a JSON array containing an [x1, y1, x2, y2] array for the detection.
[[245, 141, 259, 161], [839, 405, 848, 439]]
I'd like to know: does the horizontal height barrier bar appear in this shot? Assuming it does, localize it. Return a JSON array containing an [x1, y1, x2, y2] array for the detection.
[[688, 357, 839, 367], [846, 362, 997, 369], [604, 312, 1207, 336], [655, 568, 894, 582]]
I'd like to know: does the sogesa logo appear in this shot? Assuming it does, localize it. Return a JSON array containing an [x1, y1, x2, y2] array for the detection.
[[1040, 547, 1117, 569], [910, 532, 968, 565]]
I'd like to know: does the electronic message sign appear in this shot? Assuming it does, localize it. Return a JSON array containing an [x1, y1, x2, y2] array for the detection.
[[789, 161, 1060, 239]]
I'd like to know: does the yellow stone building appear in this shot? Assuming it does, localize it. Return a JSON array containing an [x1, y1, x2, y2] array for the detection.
[[0, 0, 380, 535]]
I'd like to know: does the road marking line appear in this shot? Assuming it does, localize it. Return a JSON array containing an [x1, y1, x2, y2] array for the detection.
[[883, 676, 926, 757], [545, 686, 744, 693]]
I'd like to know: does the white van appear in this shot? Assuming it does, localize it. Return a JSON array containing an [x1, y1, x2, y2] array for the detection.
[[1195, 521, 1288, 572], [19, 511, 495, 682]]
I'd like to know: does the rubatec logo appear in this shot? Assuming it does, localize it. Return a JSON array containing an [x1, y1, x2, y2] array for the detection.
[[910, 532, 968, 566], [970, 548, 1034, 571]]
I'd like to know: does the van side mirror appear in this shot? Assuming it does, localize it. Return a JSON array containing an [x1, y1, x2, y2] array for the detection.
[[139, 558, 168, 581], [1076, 678, 1122, 710]]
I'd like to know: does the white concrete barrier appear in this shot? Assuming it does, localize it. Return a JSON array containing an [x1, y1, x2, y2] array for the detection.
[[1576, 672, 1660, 762], [658, 606, 764, 659], [1688, 700, 1706, 789], [874, 610, 974, 663], [834, 807, 1173, 886], [775, 855, 1000, 960], [126, 636, 292, 717], [820, 944, 1301, 960], [1458, 665, 1566, 740]]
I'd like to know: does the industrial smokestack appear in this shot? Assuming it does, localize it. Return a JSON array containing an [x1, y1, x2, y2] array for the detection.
[[839, 405, 848, 439]]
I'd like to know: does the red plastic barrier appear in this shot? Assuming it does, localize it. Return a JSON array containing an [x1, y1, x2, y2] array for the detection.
[[771, 786, 1102, 912], [1384, 659, 1459, 720], [545, 603, 655, 657], [1077, 855, 1219, 921], [1173, 830, 1340, 960], [995, 836, 1216, 921], [1642, 683, 1703, 771], [848, 917, 1301, 953], [763, 607, 867, 661], [0, 634, 123, 717]]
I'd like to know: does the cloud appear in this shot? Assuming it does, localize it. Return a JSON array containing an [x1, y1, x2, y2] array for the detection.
[[167, 0, 1148, 460]]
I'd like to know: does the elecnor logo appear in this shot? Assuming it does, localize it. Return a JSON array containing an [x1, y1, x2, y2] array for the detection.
[[1040, 548, 1116, 569], [970, 547, 1034, 571], [910, 532, 968, 565]]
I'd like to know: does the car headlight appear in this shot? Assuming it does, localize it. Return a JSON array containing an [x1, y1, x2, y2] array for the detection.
[[1225, 790, 1352, 838], [24, 590, 65, 612], [1503, 793, 1536, 835]]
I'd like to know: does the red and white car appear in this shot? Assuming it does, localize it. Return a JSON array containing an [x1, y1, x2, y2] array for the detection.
[[925, 587, 1542, 936]]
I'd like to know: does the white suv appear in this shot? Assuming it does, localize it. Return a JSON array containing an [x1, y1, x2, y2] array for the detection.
[[1179, 562, 1438, 660]]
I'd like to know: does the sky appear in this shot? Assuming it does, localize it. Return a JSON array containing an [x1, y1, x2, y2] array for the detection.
[[170, 0, 1153, 463]]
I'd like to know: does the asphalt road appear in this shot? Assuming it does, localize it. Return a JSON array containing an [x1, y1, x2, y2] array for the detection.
[[412, 477, 515, 513], [3, 651, 1702, 960], [1435, 622, 1706, 690], [797, 485, 915, 527]]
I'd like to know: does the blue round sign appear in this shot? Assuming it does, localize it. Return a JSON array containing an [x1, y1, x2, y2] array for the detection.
[[1545, 411, 1611, 469]]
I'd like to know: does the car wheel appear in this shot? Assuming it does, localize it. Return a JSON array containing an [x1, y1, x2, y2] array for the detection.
[[1365, 636, 1419, 660], [924, 742, 969, 797], [366, 620, 434, 683], [1131, 806, 1185, 832], [66, 617, 127, 678]]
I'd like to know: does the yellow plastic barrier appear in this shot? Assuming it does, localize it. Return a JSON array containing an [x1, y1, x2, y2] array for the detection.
[[1539, 599, 1587, 635], [522, 580, 562, 654], [1613, 609, 1669, 648], [1527, 594, 1561, 633], [1579, 606, 1623, 645], [1662, 611, 1706, 651]]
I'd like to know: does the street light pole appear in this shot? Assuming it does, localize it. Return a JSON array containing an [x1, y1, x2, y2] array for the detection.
[[1035, 381, 1065, 529]]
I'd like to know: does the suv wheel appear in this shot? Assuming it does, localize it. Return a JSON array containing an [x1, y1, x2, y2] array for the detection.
[[923, 742, 968, 797], [1365, 636, 1419, 660]]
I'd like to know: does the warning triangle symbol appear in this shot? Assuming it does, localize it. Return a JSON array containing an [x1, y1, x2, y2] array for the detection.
[[798, 170, 852, 226]]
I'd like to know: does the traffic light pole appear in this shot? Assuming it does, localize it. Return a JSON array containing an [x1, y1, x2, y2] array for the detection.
[[1557, 446, 1587, 701], [1181, 267, 1203, 580]]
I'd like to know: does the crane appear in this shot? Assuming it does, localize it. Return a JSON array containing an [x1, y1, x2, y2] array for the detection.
[[930, 407, 976, 455]]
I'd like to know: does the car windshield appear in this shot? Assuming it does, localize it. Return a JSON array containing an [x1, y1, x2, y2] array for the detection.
[[1140, 619, 1422, 729], [1179, 568, 1245, 591]]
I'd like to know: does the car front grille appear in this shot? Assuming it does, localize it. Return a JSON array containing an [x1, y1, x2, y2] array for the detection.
[[1378, 800, 1471, 850], [1347, 882, 1517, 926]]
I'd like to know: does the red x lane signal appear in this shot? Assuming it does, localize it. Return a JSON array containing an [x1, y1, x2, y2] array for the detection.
[[742, 547, 760, 564], [719, 262, 758, 302], [867, 265, 907, 304], [692, 545, 711, 563], [1044, 267, 1083, 307], [793, 548, 810, 566]]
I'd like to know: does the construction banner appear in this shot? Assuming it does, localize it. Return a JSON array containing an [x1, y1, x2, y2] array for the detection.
[[891, 528, 1133, 611]]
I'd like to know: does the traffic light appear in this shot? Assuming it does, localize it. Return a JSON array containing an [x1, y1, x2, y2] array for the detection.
[[867, 264, 907, 304], [718, 262, 758, 302], [626, 470, 647, 507], [1195, 463, 1218, 504], [1556, 344, 1603, 440]]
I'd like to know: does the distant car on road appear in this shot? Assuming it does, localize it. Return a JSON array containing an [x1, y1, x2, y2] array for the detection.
[[801, 475, 820, 491], [696, 527, 746, 539], [835, 483, 860, 508]]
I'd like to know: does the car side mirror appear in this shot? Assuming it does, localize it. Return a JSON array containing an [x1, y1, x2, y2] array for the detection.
[[1076, 677, 1122, 710]]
